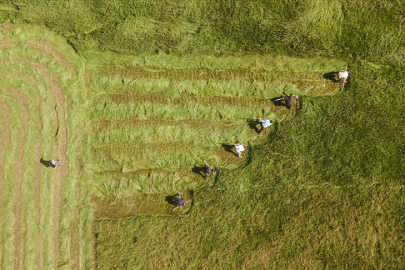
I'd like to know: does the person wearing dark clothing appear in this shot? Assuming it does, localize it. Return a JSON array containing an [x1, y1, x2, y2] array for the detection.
[[275, 95, 298, 110], [203, 160, 216, 179], [172, 193, 190, 211]]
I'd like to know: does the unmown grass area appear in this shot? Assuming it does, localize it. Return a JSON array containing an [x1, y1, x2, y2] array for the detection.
[[4, 0, 405, 65]]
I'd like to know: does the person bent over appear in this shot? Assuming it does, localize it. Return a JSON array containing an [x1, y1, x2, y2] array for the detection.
[[203, 160, 216, 179], [275, 95, 298, 110], [257, 118, 273, 133], [172, 193, 190, 211], [49, 159, 59, 169], [338, 66, 350, 83], [234, 143, 248, 158]]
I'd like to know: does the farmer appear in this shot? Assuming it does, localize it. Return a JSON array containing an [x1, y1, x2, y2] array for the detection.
[[257, 117, 273, 132], [203, 160, 216, 179], [234, 143, 248, 158], [275, 95, 298, 110], [338, 66, 350, 83], [49, 159, 59, 169], [172, 193, 190, 211]]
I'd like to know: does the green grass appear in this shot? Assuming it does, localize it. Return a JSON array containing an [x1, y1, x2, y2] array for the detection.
[[0, 1, 405, 269]]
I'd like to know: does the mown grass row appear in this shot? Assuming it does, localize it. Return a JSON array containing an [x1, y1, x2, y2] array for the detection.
[[90, 100, 282, 122], [94, 121, 263, 146]]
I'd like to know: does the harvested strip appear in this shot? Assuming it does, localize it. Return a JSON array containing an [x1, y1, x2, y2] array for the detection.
[[99, 65, 339, 89], [93, 141, 247, 172], [94, 189, 193, 219], [90, 101, 286, 122], [27, 41, 75, 75]]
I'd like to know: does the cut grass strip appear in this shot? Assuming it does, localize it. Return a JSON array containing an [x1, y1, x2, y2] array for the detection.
[[92, 119, 270, 146], [90, 100, 287, 122], [94, 189, 193, 219], [91, 73, 340, 99], [91, 141, 247, 172]]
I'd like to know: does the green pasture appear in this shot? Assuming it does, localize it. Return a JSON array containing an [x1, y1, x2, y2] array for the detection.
[[0, 0, 404, 269]]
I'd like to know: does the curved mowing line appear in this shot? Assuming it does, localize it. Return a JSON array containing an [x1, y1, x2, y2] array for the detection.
[[0, 31, 82, 268], [3, 68, 60, 269], [0, 101, 10, 263], [2, 63, 61, 269], [26, 41, 75, 75], [0, 59, 69, 268]]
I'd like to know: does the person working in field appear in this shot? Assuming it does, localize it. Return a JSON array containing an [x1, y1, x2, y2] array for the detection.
[[275, 95, 298, 110], [234, 143, 248, 158], [172, 193, 190, 211], [49, 159, 59, 169], [256, 117, 273, 133], [338, 66, 350, 83], [203, 160, 216, 179]]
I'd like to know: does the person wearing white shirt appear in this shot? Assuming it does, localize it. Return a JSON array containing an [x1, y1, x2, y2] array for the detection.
[[257, 118, 273, 133], [234, 143, 248, 158], [338, 66, 350, 83]]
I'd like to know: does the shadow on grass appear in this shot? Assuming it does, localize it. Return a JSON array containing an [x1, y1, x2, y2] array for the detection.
[[246, 119, 261, 134], [270, 96, 288, 107], [192, 163, 206, 179], [323, 71, 340, 82], [221, 143, 238, 157], [165, 194, 179, 206], [40, 158, 53, 168]]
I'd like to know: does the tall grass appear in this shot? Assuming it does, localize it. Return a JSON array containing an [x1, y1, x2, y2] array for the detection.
[[5, 0, 404, 66]]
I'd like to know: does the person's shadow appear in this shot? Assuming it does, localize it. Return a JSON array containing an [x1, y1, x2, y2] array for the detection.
[[270, 96, 287, 107], [192, 163, 206, 178], [323, 71, 340, 82], [40, 158, 53, 168], [221, 143, 238, 157], [165, 194, 179, 206], [246, 119, 261, 134]]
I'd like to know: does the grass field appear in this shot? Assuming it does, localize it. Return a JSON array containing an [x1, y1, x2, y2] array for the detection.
[[0, 0, 405, 269]]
